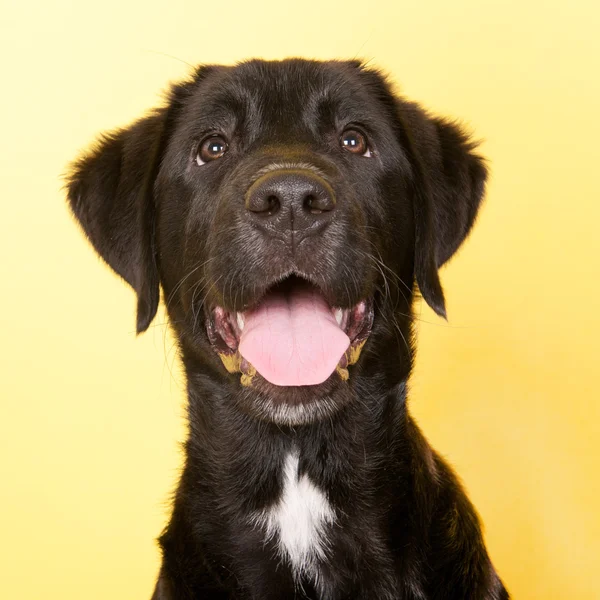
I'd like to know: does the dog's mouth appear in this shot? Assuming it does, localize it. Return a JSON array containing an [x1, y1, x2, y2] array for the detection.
[[206, 276, 374, 387]]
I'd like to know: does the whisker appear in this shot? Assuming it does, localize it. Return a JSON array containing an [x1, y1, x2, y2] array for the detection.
[[165, 255, 218, 309], [141, 49, 195, 68], [192, 274, 224, 333]]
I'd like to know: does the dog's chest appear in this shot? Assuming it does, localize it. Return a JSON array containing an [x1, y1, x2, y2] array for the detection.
[[251, 451, 335, 584]]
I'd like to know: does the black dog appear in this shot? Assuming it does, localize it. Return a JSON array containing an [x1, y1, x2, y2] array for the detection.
[[68, 59, 508, 599]]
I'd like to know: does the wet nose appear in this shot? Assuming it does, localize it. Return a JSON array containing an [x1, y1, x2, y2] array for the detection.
[[245, 170, 336, 234]]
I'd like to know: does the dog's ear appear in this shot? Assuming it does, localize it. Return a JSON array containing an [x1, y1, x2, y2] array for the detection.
[[67, 113, 165, 333], [397, 103, 488, 318], [66, 73, 208, 333]]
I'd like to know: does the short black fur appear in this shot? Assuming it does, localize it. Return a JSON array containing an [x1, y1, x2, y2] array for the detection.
[[67, 59, 508, 599]]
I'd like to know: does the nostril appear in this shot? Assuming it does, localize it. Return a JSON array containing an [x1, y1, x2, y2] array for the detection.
[[247, 191, 281, 215], [266, 195, 280, 215], [304, 191, 335, 214], [304, 195, 323, 215]]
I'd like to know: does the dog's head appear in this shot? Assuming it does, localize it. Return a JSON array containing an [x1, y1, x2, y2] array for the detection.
[[67, 59, 486, 424]]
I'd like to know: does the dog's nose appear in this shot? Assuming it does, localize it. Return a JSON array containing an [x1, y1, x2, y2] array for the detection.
[[245, 170, 336, 233]]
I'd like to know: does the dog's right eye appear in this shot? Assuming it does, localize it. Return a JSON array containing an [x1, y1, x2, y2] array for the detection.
[[196, 135, 229, 165], [340, 129, 372, 157]]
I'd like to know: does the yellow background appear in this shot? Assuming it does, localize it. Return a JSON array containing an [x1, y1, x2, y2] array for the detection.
[[1, 0, 598, 597]]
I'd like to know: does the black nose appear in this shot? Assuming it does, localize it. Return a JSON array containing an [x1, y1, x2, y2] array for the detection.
[[245, 170, 336, 234]]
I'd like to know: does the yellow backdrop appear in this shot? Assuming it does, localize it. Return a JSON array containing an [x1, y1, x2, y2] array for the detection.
[[1, 0, 598, 597]]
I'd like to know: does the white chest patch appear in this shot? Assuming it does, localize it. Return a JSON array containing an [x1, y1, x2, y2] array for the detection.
[[251, 451, 335, 581]]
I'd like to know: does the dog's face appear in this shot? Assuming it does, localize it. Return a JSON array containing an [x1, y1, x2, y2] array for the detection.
[[68, 59, 486, 424]]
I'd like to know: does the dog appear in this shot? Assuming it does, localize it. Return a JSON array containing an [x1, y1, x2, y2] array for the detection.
[[67, 59, 509, 599]]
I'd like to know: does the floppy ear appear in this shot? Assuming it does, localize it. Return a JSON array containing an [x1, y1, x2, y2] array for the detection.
[[67, 68, 219, 333], [67, 113, 167, 333], [397, 103, 488, 318]]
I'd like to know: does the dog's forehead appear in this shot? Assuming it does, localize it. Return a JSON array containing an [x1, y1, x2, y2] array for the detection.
[[184, 60, 387, 131], [227, 59, 360, 96]]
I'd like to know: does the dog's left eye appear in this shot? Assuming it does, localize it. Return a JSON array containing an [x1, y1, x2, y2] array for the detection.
[[196, 135, 229, 165], [340, 129, 372, 157]]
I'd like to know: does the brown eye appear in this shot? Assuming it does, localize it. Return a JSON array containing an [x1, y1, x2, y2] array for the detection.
[[340, 129, 372, 157], [196, 135, 228, 165]]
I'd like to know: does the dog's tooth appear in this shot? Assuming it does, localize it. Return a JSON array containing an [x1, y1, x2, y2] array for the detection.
[[334, 308, 344, 326], [236, 312, 245, 332]]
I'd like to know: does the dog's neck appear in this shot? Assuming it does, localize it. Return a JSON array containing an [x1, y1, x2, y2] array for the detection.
[[165, 353, 423, 597], [184, 370, 409, 492], [188, 373, 406, 468]]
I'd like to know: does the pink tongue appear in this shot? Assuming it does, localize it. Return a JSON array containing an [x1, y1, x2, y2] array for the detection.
[[239, 286, 350, 386]]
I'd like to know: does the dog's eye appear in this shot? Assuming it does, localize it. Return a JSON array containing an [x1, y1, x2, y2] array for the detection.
[[340, 129, 372, 157], [196, 135, 229, 165]]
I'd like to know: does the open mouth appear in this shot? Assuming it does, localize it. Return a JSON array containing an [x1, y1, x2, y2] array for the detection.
[[206, 276, 374, 387]]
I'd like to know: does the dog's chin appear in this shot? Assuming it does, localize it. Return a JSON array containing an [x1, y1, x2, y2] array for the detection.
[[233, 372, 353, 426], [205, 275, 374, 426]]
